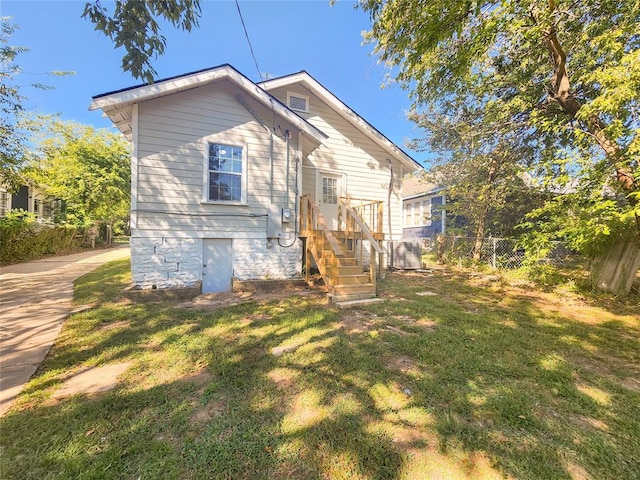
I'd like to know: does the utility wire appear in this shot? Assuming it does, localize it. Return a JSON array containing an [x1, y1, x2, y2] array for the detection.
[[234, 1, 284, 137], [235, 0, 263, 83]]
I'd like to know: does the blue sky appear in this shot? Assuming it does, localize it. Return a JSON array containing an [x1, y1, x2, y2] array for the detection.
[[3, 0, 427, 166]]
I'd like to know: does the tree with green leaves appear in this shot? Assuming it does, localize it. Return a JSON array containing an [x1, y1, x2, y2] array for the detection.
[[1, 19, 36, 187], [360, 0, 640, 292], [83, 0, 201, 84], [412, 84, 545, 258], [1, 18, 73, 188], [27, 120, 130, 232]]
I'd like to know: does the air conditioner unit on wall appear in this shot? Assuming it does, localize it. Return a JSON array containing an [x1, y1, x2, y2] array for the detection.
[[388, 241, 422, 269]]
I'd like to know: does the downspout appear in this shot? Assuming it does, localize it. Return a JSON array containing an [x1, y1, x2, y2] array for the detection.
[[386, 158, 395, 275], [236, 95, 274, 203], [131, 103, 139, 230], [278, 134, 300, 248], [284, 130, 291, 210], [387, 159, 394, 240]]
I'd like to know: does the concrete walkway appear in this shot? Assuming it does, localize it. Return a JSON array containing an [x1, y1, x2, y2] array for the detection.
[[0, 246, 130, 417]]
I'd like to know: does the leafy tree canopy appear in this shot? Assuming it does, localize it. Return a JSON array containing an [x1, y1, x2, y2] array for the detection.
[[26, 119, 131, 229], [83, 0, 201, 83], [1, 18, 73, 189], [1, 19, 40, 188], [360, 0, 640, 251]]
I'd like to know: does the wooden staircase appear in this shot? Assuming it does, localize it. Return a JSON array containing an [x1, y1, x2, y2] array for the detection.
[[300, 195, 384, 303]]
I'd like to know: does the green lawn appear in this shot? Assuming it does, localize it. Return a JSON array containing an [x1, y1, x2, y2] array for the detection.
[[1, 260, 639, 479]]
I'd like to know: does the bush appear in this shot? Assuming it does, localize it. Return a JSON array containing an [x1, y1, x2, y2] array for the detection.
[[518, 261, 564, 289], [0, 211, 79, 264]]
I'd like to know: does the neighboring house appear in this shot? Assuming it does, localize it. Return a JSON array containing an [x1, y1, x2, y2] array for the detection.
[[90, 64, 421, 301], [402, 174, 446, 240], [0, 185, 57, 222]]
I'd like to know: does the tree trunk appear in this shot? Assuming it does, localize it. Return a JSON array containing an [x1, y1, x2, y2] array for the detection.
[[540, 5, 638, 200], [472, 215, 486, 261], [540, 7, 640, 292], [590, 238, 640, 295]]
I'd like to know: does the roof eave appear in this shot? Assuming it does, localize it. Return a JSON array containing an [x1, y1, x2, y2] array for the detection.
[[260, 73, 421, 172], [90, 66, 328, 146], [403, 188, 445, 200]]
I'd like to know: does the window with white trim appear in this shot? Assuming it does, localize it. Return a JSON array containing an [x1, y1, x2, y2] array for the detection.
[[404, 197, 433, 227], [422, 199, 432, 226], [207, 143, 244, 202], [287, 92, 309, 113]]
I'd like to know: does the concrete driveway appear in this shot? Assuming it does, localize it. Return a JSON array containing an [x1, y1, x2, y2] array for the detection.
[[0, 246, 130, 416]]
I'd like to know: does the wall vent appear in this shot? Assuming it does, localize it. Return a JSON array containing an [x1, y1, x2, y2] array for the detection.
[[287, 92, 309, 113], [388, 241, 422, 269]]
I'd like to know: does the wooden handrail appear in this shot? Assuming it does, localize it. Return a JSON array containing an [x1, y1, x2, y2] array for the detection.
[[300, 193, 385, 291], [339, 196, 381, 207], [300, 194, 342, 288], [340, 202, 384, 254], [306, 198, 343, 255]]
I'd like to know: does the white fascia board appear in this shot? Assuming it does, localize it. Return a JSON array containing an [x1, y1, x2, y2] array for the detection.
[[90, 66, 327, 146], [261, 73, 422, 172], [259, 73, 308, 92], [403, 188, 445, 201], [89, 68, 231, 111]]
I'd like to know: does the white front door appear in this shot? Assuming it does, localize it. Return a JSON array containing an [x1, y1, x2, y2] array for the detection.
[[202, 239, 233, 293], [317, 172, 343, 230]]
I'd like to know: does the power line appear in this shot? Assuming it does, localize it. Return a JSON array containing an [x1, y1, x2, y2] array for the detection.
[[235, 0, 263, 83], [234, 1, 284, 136]]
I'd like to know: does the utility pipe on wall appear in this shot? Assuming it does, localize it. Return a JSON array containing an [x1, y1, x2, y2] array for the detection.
[[284, 129, 291, 210], [387, 158, 394, 240]]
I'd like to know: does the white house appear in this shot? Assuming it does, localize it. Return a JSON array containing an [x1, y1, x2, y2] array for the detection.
[[91, 64, 420, 301]]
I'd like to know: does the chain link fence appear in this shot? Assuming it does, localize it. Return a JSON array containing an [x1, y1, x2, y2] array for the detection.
[[422, 236, 573, 269]]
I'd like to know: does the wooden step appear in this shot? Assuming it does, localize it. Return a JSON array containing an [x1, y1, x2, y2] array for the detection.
[[320, 246, 349, 257], [331, 231, 363, 240], [337, 265, 364, 276], [335, 273, 371, 285], [330, 283, 376, 296], [329, 292, 377, 303], [318, 256, 359, 267]]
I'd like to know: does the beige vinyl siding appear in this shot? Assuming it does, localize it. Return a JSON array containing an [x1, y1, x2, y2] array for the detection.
[[301, 166, 316, 202], [270, 86, 405, 240], [135, 81, 294, 236]]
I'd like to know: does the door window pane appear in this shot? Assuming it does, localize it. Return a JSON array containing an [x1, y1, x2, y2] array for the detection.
[[322, 177, 338, 204]]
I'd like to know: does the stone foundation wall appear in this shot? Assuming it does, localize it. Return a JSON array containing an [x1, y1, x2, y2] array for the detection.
[[130, 237, 201, 290], [130, 236, 302, 290], [232, 238, 302, 280]]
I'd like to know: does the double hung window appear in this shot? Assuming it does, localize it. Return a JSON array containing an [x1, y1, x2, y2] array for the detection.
[[208, 143, 244, 202], [404, 198, 433, 227]]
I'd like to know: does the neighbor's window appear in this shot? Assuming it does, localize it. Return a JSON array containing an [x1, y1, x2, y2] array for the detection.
[[422, 199, 432, 226], [0, 192, 9, 216], [42, 201, 54, 221], [34, 198, 42, 218], [404, 203, 411, 225], [403, 198, 432, 227], [208, 143, 244, 202]]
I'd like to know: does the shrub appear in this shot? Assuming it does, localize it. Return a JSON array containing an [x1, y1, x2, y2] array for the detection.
[[517, 261, 564, 289], [0, 211, 79, 264]]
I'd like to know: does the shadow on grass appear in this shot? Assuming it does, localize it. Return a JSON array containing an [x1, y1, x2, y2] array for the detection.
[[2, 267, 639, 479], [374, 270, 640, 479], [2, 298, 408, 479], [73, 258, 131, 305]]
